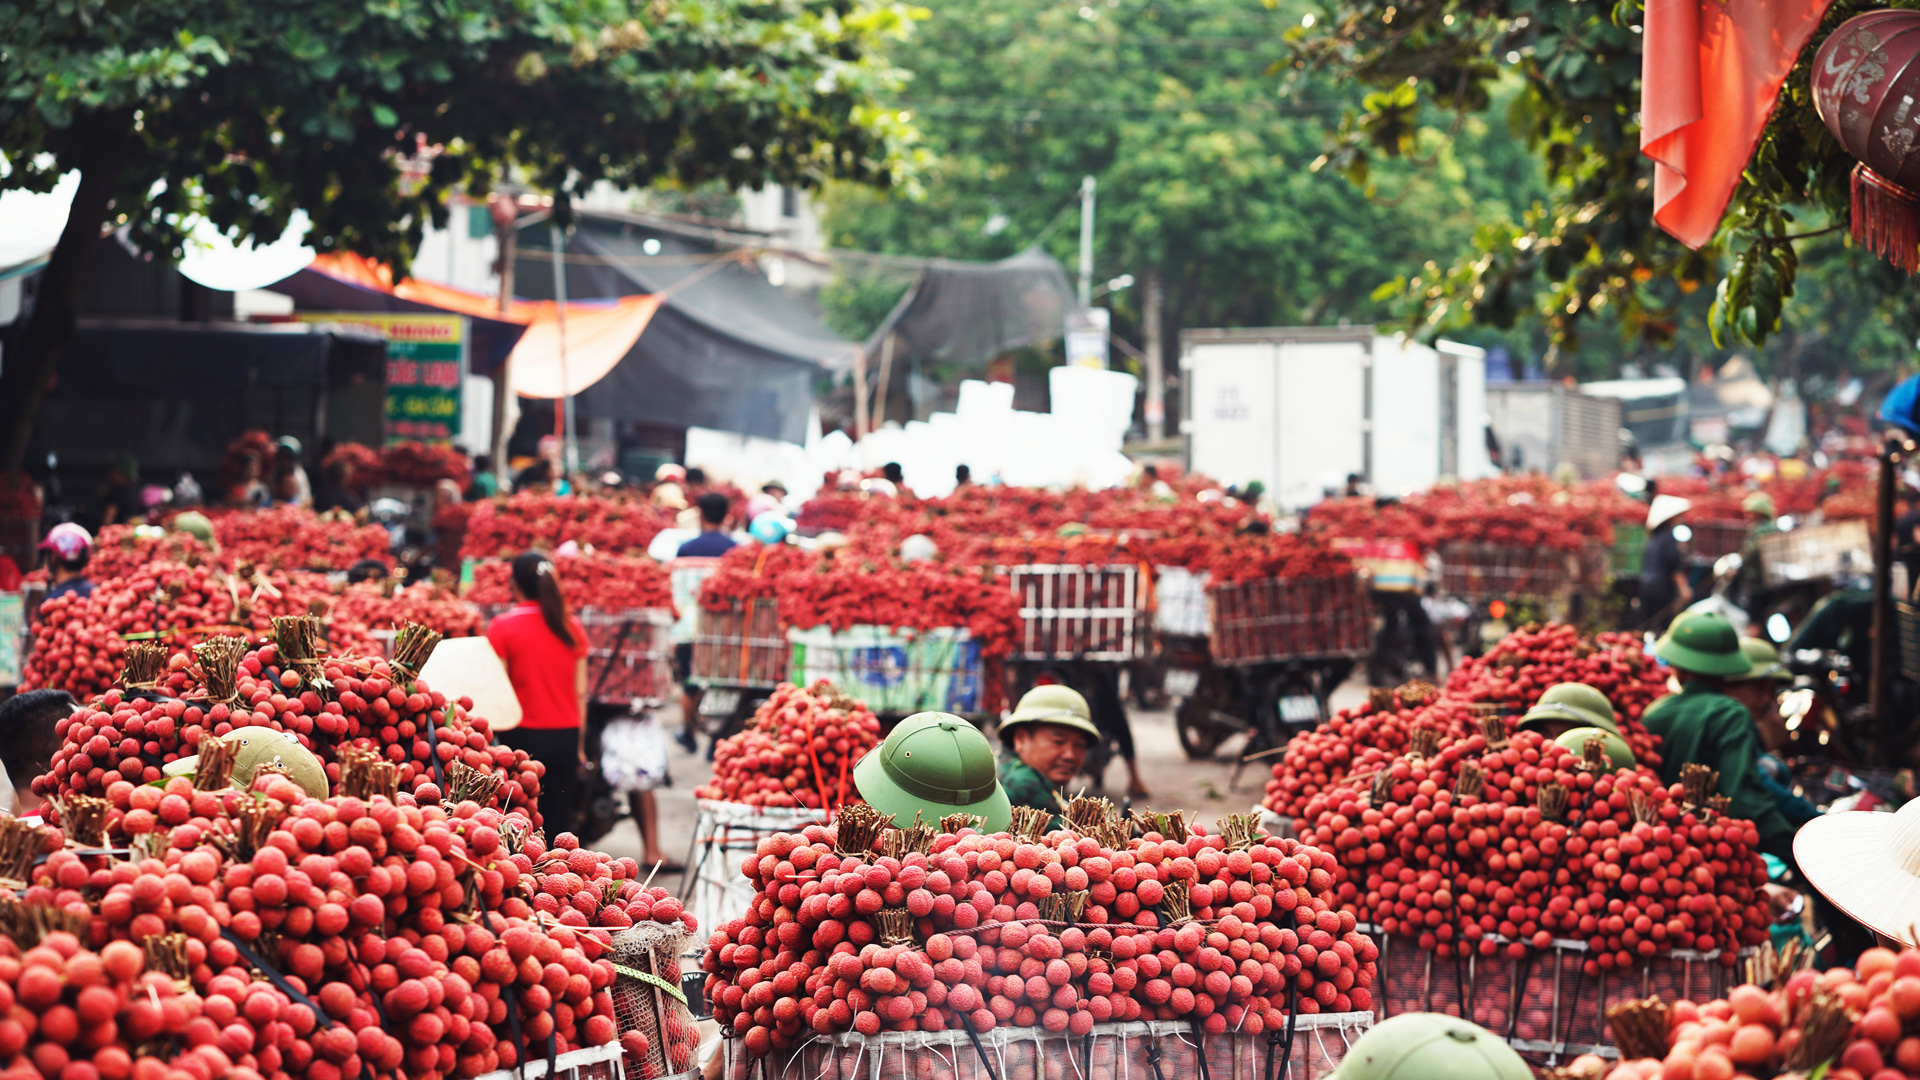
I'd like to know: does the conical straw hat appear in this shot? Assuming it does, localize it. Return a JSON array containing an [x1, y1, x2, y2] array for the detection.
[[1795, 802, 1920, 946]]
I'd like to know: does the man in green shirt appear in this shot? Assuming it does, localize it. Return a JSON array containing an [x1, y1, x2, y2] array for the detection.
[[998, 685, 1101, 829], [1641, 610, 1796, 862]]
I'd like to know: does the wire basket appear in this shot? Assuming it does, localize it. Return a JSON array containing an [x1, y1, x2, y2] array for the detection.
[[690, 599, 789, 688], [610, 922, 701, 1079], [1686, 520, 1747, 562], [471, 1041, 633, 1080], [1207, 575, 1370, 666], [1758, 520, 1873, 584], [581, 608, 674, 706], [1372, 932, 1743, 1064], [1000, 563, 1149, 662], [724, 1016, 1374, 1080], [1438, 543, 1579, 604], [682, 800, 827, 953]]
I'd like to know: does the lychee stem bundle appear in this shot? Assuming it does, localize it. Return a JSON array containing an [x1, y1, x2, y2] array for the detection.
[[194, 736, 238, 791], [1010, 805, 1052, 842], [118, 641, 168, 689], [1604, 997, 1671, 1062], [1680, 762, 1718, 810], [192, 635, 248, 702], [60, 793, 109, 848], [0, 814, 51, 883], [834, 803, 886, 856], [447, 759, 504, 807], [1787, 990, 1853, 1070], [391, 621, 444, 680]]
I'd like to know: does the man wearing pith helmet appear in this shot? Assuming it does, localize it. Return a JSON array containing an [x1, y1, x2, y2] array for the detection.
[[997, 685, 1102, 829], [1328, 1013, 1532, 1080], [852, 712, 1012, 833], [1643, 609, 1795, 861]]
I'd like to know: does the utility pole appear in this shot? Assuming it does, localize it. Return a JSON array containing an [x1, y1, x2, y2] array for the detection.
[[489, 195, 518, 491], [1077, 176, 1096, 307], [1872, 432, 1901, 726], [1143, 267, 1165, 441], [550, 222, 578, 477]]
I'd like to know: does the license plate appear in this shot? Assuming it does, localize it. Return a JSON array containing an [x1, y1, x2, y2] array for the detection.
[[1164, 669, 1201, 698], [699, 688, 740, 717], [1277, 694, 1322, 725]]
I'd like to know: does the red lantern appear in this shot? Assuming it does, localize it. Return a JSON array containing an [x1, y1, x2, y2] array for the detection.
[[1812, 10, 1920, 271]]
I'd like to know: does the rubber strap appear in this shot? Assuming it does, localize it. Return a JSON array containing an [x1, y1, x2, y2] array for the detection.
[[610, 963, 688, 1005], [956, 1009, 1003, 1080], [1146, 1043, 1168, 1080], [220, 928, 375, 1080], [422, 702, 446, 789], [1191, 1018, 1212, 1080]]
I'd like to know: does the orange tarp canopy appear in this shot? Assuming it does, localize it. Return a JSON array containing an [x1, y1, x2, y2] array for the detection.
[[308, 252, 660, 399]]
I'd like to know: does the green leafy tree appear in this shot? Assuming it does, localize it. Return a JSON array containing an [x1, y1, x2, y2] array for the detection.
[[0, 0, 911, 465], [817, 0, 1552, 425], [1290, 0, 1914, 369]]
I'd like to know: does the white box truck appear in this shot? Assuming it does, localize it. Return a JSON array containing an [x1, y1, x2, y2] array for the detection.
[[1483, 383, 1623, 479], [1179, 327, 1494, 509]]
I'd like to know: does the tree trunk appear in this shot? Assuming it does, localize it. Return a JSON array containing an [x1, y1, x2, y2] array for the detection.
[[1, 156, 122, 470], [1143, 266, 1166, 441]]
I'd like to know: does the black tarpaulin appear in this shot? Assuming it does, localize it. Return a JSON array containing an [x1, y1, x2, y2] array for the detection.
[[872, 247, 1076, 368]]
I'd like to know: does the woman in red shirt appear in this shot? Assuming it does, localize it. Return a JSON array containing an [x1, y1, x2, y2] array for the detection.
[[487, 551, 589, 836]]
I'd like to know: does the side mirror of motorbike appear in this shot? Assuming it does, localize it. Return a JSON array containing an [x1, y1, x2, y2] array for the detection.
[[1715, 552, 1744, 577], [1780, 688, 1815, 732]]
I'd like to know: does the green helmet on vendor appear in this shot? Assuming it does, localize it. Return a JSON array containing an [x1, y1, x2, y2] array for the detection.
[[1329, 1014, 1532, 1080], [171, 511, 217, 549], [1517, 682, 1620, 737], [1555, 726, 1636, 772], [998, 684, 1101, 746], [853, 712, 1012, 833], [164, 729, 329, 798], [1655, 610, 1754, 678], [1729, 637, 1792, 682]]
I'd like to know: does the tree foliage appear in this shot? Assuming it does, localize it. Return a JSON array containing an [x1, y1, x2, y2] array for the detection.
[[1290, 0, 1912, 365], [0, 0, 912, 463], [816, 0, 1552, 383]]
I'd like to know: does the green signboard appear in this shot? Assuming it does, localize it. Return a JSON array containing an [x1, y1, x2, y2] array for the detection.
[[298, 313, 464, 443]]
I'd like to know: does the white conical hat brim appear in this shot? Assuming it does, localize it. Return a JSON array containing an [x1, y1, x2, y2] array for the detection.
[[1647, 495, 1693, 530], [1795, 806, 1920, 947]]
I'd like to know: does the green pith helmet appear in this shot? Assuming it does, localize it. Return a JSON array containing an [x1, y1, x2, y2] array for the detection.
[[1517, 701, 1615, 737], [1535, 682, 1618, 732], [853, 712, 1012, 833], [165, 729, 329, 798], [1329, 1014, 1533, 1080], [1730, 636, 1792, 682], [1656, 610, 1754, 678], [171, 511, 217, 548], [998, 684, 1101, 746], [1742, 491, 1776, 518], [1555, 726, 1636, 772]]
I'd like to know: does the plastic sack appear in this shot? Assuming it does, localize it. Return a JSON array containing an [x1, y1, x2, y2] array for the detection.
[[602, 713, 670, 793]]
